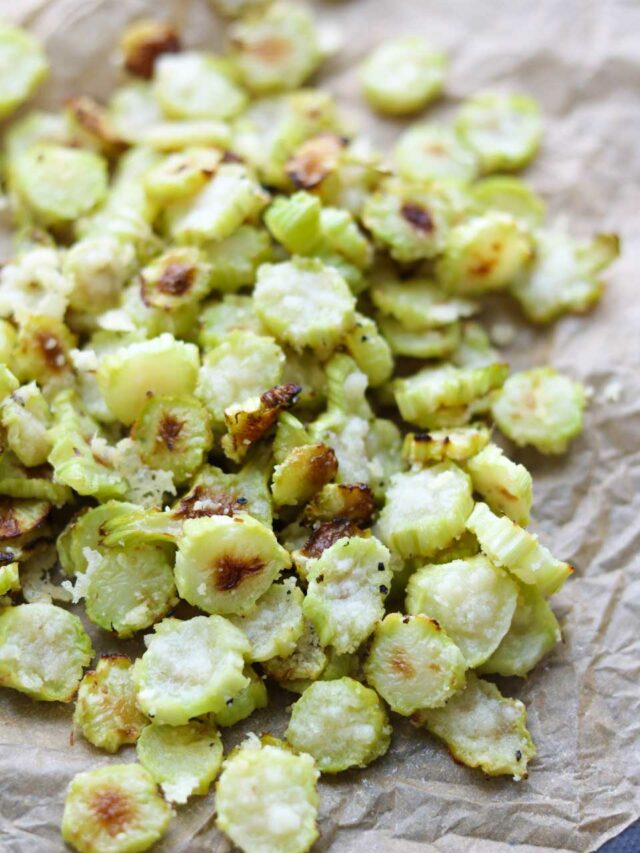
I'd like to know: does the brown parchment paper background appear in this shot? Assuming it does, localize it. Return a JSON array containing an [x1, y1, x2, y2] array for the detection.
[[0, 1, 639, 851]]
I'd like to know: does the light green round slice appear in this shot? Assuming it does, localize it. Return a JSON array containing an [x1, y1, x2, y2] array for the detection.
[[0, 602, 93, 702], [154, 51, 247, 120], [13, 144, 108, 225], [415, 672, 536, 780], [395, 124, 478, 184], [470, 175, 545, 226], [364, 613, 467, 715], [132, 615, 250, 725], [254, 258, 356, 356], [492, 367, 585, 454], [80, 544, 177, 639], [303, 535, 392, 654], [97, 333, 200, 426], [455, 92, 542, 173], [175, 514, 291, 615], [133, 394, 212, 485], [361, 37, 446, 115], [61, 764, 172, 853], [377, 464, 474, 559], [73, 655, 148, 753], [57, 501, 138, 576], [478, 582, 561, 677], [406, 555, 518, 667], [371, 278, 477, 331], [137, 720, 223, 803], [216, 738, 319, 853], [229, 577, 304, 661], [285, 677, 391, 773], [0, 25, 48, 119]]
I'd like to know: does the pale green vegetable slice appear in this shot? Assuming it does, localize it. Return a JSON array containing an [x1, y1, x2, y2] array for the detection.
[[395, 363, 508, 429], [1, 382, 51, 467], [303, 535, 392, 654], [319, 207, 373, 269], [371, 278, 477, 331], [165, 163, 268, 244], [229, 577, 304, 661], [405, 555, 518, 667], [61, 764, 172, 853], [466, 502, 572, 596], [436, 212, 533, 295], [262, 619, 327, 689], [466, 442, 532, 525], [510, 228, 619, 323], [97, 334, 199, 426], [13, 144, 108, 226], [214, 665, 268, 727], [377, 465, 474, 559], [196, 330, 285, 423], [395, 124, 478, 184], [133, 394, 212, 484], [360, 37, 446, 115], [198, 294, 265, 349], [139, 246, 212, 310], [0, 451, 71, 505], [415, 672, 536, 780], [264, 191, 322, 254], [154, 51, 247, 120], [470, 175, 545, 226], [0, 602, 93, 702], [254, 258, 356, 356], [478, 582, 561, 677], [378, 316, 461, 358], [362, 179, 452, 263], [175, 514, 291, 615], [73, 655, 148, 753], [58, 501, 138, 576], [342, 312, 393, 388], [137, 720, 223, 803], [285, 677, 391, 773], [64, 236, 136, 314], [65, 543, 177, 639], [13, 315, 76, 391], [364, 613, 467, 715], [132, 615, 250, 724], [0, 25, 48, 119], [451, 320, 500, 368], [492, 367, 585, 454], [403, 424, 491, 465], [216, 737, 319, 853], [455, 92, 542, 173], [229, 2, 323, 94], [204, 225, 272, 293], [143, 147, 223, 203]]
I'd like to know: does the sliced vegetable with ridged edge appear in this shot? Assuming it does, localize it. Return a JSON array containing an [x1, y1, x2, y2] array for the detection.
[[403, 424, 491, 465], [285, 677, 392, 773], [405, 555, 518, 667], [228, 576, 304, 662], [492, 367, 585, 454], [466, 442, 532, 525], [466, 502, 572, 596], [216, 736, 320, 853], [364, 613, 467, 716], [174, 513, 291, 615], [0, 602, 93, 702], [132, 615, 250, 725], [137, 720, 224, 804], [414, 672, 536, 780], [73, 655, 148, 753], [377, 464, 474, 559], [61, 764, 172, 853]]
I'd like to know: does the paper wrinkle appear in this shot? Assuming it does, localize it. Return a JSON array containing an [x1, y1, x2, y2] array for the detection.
[[1, 0, 639, 851]]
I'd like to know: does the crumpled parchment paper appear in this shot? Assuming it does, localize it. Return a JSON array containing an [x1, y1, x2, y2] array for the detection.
[[0, 1, 639, 851]]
